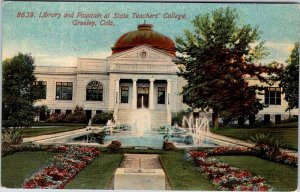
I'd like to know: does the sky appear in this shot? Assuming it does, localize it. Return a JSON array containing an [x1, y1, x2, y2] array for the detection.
[[2, 2, 300, 66]]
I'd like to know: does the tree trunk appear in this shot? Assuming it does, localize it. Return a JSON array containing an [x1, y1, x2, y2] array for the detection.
[[212, 109, 219, 129]]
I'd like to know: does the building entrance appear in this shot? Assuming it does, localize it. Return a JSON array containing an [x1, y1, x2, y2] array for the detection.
[[137, 87, 149, 108]]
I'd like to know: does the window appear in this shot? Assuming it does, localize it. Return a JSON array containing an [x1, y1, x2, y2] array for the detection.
[[158, 87, 166, 104], [265, 87, 281, 105], [56, 82, 73, 100], [55, 109, 61, 114], [121, 86, 129, 103], [33, 81, 47, 99], [66, 110, 72, 114], [86, 81, 103, 101], [96, 110, 102, 114]]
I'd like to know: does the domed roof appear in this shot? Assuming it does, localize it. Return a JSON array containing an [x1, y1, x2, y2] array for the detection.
[[112, 24, 176, 56]]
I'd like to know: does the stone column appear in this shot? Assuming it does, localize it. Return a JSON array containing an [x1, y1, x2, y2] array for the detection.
[[115, 79, 120, 104], [149, 79, 154, 110], [132, 78, 137, 110], [167, 79, 172, 125], [114, 79, 120, 122]]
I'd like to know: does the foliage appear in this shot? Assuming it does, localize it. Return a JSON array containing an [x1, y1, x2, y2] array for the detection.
[[1, 129, 23, 149], [2, 53, 44, 128], [46, 105, 87, 123], [46, 113, 66, 123], [91, 131, 106, 144], [34, 105, 49, 120], [171, 109, 192, 126], [72, 105, 87, 123], [92, 111, 113, 125], [176, 8, 281, 128], [250, 133, 280, 156], [107, 140, 121, 153], [278, 42, 299, 111], [162, 140, 176, 151]]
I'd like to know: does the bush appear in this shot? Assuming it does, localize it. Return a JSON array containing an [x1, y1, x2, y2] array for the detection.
[[250, 133, 281, 155], [107, 140, 121, 153], [45, 105, 87, 124], [92, 131, 106, 144], [72, 105, 87, 123], [92, 112, 113, 125], [46, 113, 66, 123], [1, 129, 23, 147], [162, 140, 176, 151]]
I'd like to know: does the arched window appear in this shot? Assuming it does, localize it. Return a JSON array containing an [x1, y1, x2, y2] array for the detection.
[[86, 81, 103, 101]]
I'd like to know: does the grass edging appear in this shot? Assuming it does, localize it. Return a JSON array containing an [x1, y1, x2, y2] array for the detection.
[[158, 154, 173, 189], [104, 153, 124, 189]]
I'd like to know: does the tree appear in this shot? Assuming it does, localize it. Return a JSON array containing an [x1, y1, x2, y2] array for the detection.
[[279, 42, 299, 111], [2, 53, 40, 128], [176, 8, 280, 128]]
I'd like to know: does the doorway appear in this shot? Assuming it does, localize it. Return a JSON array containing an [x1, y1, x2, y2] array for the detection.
[[137, 87, 149, 108]]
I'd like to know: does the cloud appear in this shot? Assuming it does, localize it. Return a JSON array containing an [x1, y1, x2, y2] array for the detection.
[[2, 46, 112, 67], [265, 41, 294, 55]]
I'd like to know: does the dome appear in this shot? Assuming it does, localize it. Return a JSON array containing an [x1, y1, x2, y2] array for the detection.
[[112, 24, 176, 56]]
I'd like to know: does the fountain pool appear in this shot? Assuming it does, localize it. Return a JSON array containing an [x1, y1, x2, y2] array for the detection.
[[64, 130, 219, 148]]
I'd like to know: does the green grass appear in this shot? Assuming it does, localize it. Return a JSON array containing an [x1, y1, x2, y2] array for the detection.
[[1, 151, 57, 188], [18, 126, 84, 137], [216, 156, 297, 191], [212, 127, 298, 150], [65, 153, 123, 189], [160, 151, 216, 190]]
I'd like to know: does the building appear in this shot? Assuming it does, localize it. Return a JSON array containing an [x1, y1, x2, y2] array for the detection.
[[34, 23, 297, 128]]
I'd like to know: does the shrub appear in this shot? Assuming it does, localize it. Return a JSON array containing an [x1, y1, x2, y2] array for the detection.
[[162, 140, 176, 151], [72, 105, 87, 123], [107, 140, 121, 153], [250, 133, 281, 156], [46, 105, 86, 124], [1, 129, 23, 148], [64, 113, 75, 123], [92, 131, 106, 144], [46, 113, 66, 123], [92, 112, 113, 125]]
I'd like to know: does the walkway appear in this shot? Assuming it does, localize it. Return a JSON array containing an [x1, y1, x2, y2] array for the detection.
[[209, 132, 298, 157], [23, 128, 88, 143]]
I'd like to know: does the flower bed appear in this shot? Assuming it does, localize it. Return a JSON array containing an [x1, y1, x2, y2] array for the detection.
[[22, 145, 100, 189], [186, 150, 272, 191], [205, 146, 297, 168], [253, 144, 297, 167]]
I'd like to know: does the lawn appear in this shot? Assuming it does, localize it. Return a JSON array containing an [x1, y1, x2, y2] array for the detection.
[[65, 153, 123, 189], [1, 151, 58, 188], [216, 156, 297, 191], [160, 150, 216, 190], [16, 126, 84, 137], [212, 127, 298, 150]]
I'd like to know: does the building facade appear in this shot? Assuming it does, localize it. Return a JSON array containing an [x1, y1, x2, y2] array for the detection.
[[34, 24, 297, 128]]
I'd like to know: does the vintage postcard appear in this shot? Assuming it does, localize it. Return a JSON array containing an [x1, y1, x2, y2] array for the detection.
[[1, 0, 299, 191]]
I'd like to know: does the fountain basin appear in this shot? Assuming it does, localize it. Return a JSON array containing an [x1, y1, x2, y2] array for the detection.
[[69, 131, 219, 148]]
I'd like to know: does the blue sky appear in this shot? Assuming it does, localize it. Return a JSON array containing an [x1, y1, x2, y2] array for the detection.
[[2, 2, 299, 66]]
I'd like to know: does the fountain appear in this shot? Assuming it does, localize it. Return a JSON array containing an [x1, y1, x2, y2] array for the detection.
[[163, 113, 210, 146], [131, 96, 151, 137]]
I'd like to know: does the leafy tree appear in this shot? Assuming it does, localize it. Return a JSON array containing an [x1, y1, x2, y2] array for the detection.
[[2, 53, 40, 128], [279, 42, 299, 111], [176, 8, 280, 128]]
